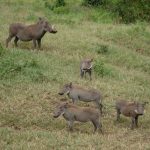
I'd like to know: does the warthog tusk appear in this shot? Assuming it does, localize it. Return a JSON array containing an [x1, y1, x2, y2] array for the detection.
[[87, 65, 93, 70], [134, 109, 138, 113], [52, 25, 55, 29], [66, 90, 70, 94]]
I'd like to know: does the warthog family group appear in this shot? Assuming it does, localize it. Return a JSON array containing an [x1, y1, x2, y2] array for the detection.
[[6, 18, 148, 133], [55, 81, 148, 132]]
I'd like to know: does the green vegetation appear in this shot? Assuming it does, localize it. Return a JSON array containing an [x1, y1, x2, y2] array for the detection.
[[82, 0, 103, 6], [0, 0, 150, 149]]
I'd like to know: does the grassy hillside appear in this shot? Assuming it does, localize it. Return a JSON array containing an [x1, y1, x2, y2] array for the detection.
[[0, 0, 150, 149]]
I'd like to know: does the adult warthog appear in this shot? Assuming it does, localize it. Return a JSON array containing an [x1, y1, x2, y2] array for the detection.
[[80, 58, 93, 80], [6, 17, 57, 49], [116, 100, 148, 129], [58, 82, 103, 114], [53, 102, 103, 133]]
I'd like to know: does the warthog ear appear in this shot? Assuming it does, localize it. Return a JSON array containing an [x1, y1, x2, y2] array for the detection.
[[69, 82, 72, 88]]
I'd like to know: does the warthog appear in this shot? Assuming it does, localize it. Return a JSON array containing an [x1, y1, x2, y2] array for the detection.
[[80, 58, 93, 80], [116, 100, 147, 129], [58, 82, 103, 114], [53, 102, 103, 133], [6, 17, 57, 48]]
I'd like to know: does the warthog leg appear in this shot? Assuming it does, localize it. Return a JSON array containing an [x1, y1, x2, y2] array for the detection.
[[135, 116, 139, 127], [80, 70, 84, 78], [37, 39, 41, 49], [116, 109, 121, 121], [88, 70, 92, 80], [131, 117, 136, 129], [14, 36, 19, 47], [67, 121, 74, 131], [92, 120, 103, 134], [33, 39, 37, 49]]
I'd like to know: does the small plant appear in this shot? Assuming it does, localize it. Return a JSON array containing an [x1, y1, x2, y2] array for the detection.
[[94, 60, 113, 77], [94, 60, 105, 77], [44, 0, 65, 10], [83, 0, 103, 6], [55, 0, 65, 7], [44, 1, 55, 10], [95, 44, 109, 54], [114, 0, 150, 23]]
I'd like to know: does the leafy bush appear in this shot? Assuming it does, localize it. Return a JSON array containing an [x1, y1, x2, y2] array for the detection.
[[55, 0, 65, 7], [83, 0, 103, 6], [95, 44, 109, 54], [114, 0, 150, 23], [44, 0, 65, 10], [94, 60, 113, 77]]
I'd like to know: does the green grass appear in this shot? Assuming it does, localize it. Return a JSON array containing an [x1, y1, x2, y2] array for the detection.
[[0, 0, 150, 149]]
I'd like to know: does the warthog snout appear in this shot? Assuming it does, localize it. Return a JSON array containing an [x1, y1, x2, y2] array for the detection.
[[53, 110, 61, 118], [48, 25, 57, 34], [58, 83, 72, 96], [53, 103, 67, 118]]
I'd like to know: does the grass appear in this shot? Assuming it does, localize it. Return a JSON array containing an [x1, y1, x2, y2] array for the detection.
[[0, 0, 150, 149]]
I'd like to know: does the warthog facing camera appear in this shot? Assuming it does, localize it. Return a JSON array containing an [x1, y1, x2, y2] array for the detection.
[[80, 58, 93, 80]]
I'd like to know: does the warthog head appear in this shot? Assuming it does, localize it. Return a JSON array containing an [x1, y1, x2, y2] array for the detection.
[[53, 102, 68, 118], [58, 82, 72, 95], [38, 17, 57, 33], [134, 102, 148, 115], [82, 58, 93, 70]]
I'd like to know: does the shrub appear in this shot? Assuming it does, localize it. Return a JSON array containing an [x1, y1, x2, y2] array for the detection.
[[95, 44, 109, 54], [55, 0, 65, 7], [94, 60, 113, 77], [82, 0, 103, 6], [44, 0, 65, 10], [114, 0, 150, 23]]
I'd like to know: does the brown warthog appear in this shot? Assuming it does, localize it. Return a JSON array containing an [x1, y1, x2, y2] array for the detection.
[[53, 102, 103, 133], [80, 58, 93, 80], [6, 17, 57, 48], [58, 82, 103, 114], [116, 100, 147, 129]]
